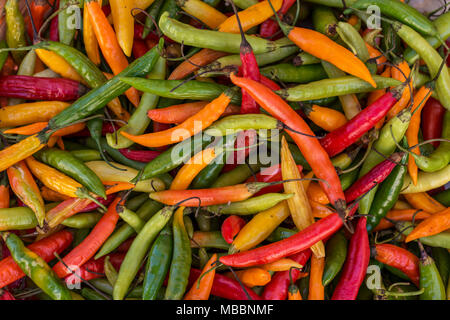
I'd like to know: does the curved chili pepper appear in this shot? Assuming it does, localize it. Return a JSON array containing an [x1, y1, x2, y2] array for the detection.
[[331, 217, 370, 300], [421, 97, 446, 148], [221, 215, 246, 244]]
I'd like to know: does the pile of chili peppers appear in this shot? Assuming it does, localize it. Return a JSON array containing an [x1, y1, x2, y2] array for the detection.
[[0, 0, 448, 301]]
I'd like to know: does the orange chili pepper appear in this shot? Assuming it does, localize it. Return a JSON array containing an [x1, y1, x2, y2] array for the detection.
[[307, 182, 330, 205], [0, 174, 10, 209], [168, 49, 228, 80], [121, 92, 231, 147], [406, 85, 433, 185], [225, 268, 271, 288], [405, 207, 450, 242], [147, 102, 240, 124], [103, 181, 136, 194], [3, 122, 48, 135], [302, 104, 348, 132], [310, 200, 335, 219], [403, 192, 446, 214], [83, 1, 101, 65], [0, 101, 70, 128], [86, 1, 140, 106], [178, 0, 228, 29], [373, 209, 432, 232], [35, 49, 85, 84], [288, 283, 303, 300], [365, 42, 387, 73], [386, 60, 411, 120], [0, 134, 48, 172], [308, 255, 325, 300], [347, 15, 359, 26], [260, 258, 303, 272], [281, 136, 324, 258], [184, 253, 217, 300], [40, 186, 72, 202], [170, 148, 217, 190]]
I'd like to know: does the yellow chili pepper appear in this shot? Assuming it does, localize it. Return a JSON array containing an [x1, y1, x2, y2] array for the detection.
[[0, 135, 47, 172], [177, 0, 227, 29], [0, 101, 69, 128], [110, 0, 135, 57], [35, 49, 85, 84]]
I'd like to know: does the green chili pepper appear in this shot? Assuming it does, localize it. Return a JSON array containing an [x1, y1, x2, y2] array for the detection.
[[58, 0, 78, 45], [339, 167, 359, 191], [366, 151, 408, 232], [35, 148, 106, 199], [143, 0, 165, 38], [113, 206, 175, 300], [206, 193, 293, 215], [61, 212, 102, 229], [380, 20, 402, 58], [266, 227, 297, 242], [205, 114, 280, 136], [260, 63, 327, 84], [277, 75, 401, 102], [394, 22, 450, 111], [119, 78, 241, 105], [117, 206, 145, 233], [336, 21, 371, 64], [81, 287, 108, 300], [139, 133, 214, 181], [433, 189, 450, 207], [157, 0, 181, 21], [104, 255, 118, 286], [410, 111, 450, 172], [211, 162, 262, 188], [5, 0, 27, 64], [107, 57, 167, 149], [293, 51, 321, 66], [126, 193, 150, 211], [395, 221, 450, 250], [184, 215, 194, 239], [0, 41, 8, 71], [431, 247, 450, 289], [418, 242, 446, 300], [322, 230, 347, 286], [312, 5, 338, 40], [2, 232, 72, 300], [92, 278, 150, 299], [70, 149, 102, 162], [86, 113, 105, 164], [358, 109, 411, 215], [158, 11, 282, 54], [0, 207, 37, 231], [349, 0, 437, 36], [143, 222, 173, 300], [191, 231, 229, 250], [49, 42, 161, 130], [165, 207, 192, 300], [95, 199, 164, 259], [404, 12, 450, 64], [233, 0, 257, 9]]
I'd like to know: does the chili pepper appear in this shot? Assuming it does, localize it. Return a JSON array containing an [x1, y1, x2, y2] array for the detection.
[[300, 104, 348, 132], [0, 206, 38, 231], [221, 216, 246, 244], [1, 232, 72, 300], [0, 173, 9, 210], [0, 101, 68, 128], [177, 0, 227, 29], [366, 151, 408, 232], [35, 49, 85, 84], [96, 199, 163, 259], [159, 12, 282, 54], [374, 209, 432, 232], [404, 11, 450, 64], [404, 192, 446, 215], [372, 244, 420, 287], [396, 221, 450, 250], [358, 109, 411, 215], [7, 160, 45, 228], [58, 0, 77, 46], [121, 92, 232, 148], [225, 268, 271, 288], [260, 0, 296, 38], [230, 74, 346, 219], [277, 75, 400, 102], [205, 114, 280, 136], [260, 258, 304, 272], [86, 0, 140, 106], [52, 197, 122, 278], [35, 148, 106, 199], [312, 5, 338, 40], [164, 207, 191, 300], [113, 205, 174, 300], [83, 2, 100, 65], [49, 11, 59, 42], [401, 165, 450, 194], [405, 208, 450, 243], [109, 0, 134, 57], [85, 160, 165, 192], [322, 230, 347, 286], [431, 247, 450, 289], [349, 0, 437, 37], [260, 63, 326, 84], [143, 222, 173, 300], [190, 231, 229, 250], [331, 217, 369, 300], [336, 21, 371, 65], [417, 241, 446, 300], [319, 89, 403, 157], [70, 149, 102, 162], [394, 22, 450, 111], [5, 0, 27, 64], [116, 149, 160, 163], [309, 254, 325, 300], [184, 253, 217, 300], [433, 189, 450, 207], [0, 75, 87, 101], [421, 97, 446, 149], [261, 249, 311, 300], [62, 212, 102, 229]]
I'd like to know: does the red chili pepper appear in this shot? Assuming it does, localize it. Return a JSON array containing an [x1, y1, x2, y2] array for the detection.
[[331, 217, 370, 300], [260, 0, 296, 39], [223, 130, 257, 172], [0, 230, 73, 289], [101, 4, 111, 16], [0, 76, 88, 101], [64, 253, 125, 285], [245, 164, 303, 196], [421, 97, 446, 148], [188, 268, 262, 300], [261, 249, 311, 300], [372, 244, 420, 287], [221, 215, 246, 244], [132, 39, 149, 59], [118, 149, 161, 163], [259, 74, 281, 90], [49, 14, 59, 42], [319, 90, 401, 157], [344, 152, 403, 203]]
